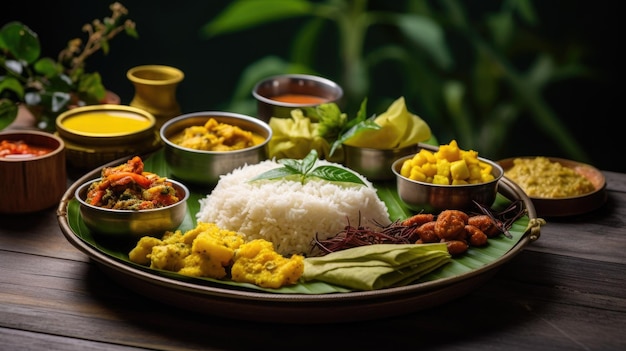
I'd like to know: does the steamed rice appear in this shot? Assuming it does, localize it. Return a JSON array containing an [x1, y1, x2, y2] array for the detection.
[[196, 159, 390, 256]]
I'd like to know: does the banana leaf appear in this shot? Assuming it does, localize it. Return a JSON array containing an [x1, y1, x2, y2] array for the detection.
[[67, 149, 530, 294]]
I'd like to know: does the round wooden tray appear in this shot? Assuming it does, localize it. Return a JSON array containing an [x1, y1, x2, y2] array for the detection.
[[57, 155, 541, 324]]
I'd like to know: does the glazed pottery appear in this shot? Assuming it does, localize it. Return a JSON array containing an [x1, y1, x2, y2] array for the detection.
[[127, 65, 184, 128]]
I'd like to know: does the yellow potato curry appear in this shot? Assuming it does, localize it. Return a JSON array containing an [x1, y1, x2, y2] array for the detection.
[[129, 222, 304, 289], [170, 118, 265, 151], [400, 140, 495, 185]]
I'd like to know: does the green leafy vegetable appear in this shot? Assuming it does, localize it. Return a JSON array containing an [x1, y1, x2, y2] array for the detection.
[[302, 102, 347, 140], [329, 98, 381, 157], [250, 149, 366, 185]]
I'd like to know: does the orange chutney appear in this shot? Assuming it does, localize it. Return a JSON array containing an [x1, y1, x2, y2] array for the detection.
[[0, 140, 53, 158], [270, 94, 328, 104]]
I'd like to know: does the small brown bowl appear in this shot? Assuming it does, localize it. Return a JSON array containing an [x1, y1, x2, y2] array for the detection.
[[498, 157, 607, 217], [0, 130, 66, 213]]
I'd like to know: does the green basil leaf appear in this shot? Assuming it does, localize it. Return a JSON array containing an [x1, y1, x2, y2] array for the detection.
[[249, 167, 299, 181], [308, 165, 366, 185], [279, 158, 303, 173], [334, 118, 381, 146], [346, 98, 369, 129], [301, 149, 319, 174]]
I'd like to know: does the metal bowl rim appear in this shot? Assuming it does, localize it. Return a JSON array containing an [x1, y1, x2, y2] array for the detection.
[[160, 111, 272, 154], [391, 154, 504, 188], [252, 74, 343, 107], [75, 178, 190, 213]]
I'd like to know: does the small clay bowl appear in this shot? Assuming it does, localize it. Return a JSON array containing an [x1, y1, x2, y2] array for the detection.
[[498, 157, 607, 217], [0, 130, 66, 213]]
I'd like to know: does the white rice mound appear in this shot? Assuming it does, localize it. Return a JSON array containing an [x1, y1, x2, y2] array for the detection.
[[196, 159, 390, 256]]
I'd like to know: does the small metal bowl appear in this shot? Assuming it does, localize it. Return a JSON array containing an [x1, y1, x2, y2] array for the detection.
[[75, 178, 189, 239], [252, 74, 343, 122], [160, 111, 272, 186], [392, 147, 504, 212], [343, 144, 419, 181]]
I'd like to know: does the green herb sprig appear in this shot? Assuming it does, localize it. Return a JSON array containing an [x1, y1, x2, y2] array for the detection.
[[250, 150, 366, 186], [302, 98, 382, 158]]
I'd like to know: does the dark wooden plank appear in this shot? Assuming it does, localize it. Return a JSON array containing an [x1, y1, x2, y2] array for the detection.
[[2, 246, 625, 350], [0, 207, 87, 262], [0, 328, 147, 351], [1, 170, 624, 350], [522, 171, 626, 264]]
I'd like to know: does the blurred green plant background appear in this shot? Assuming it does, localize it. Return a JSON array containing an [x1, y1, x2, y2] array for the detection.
[[2, 0, 619, 172]]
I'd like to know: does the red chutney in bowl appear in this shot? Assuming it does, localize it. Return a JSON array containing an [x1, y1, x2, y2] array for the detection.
[[0, 139, 54, 158]]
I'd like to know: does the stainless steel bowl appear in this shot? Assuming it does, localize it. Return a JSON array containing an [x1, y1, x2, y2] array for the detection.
[[75, 178, 189, 239], [252, 74, 343, 122], [392, 150, 503, 212], [343, 144, 419, 181], [160, 111, 272, 186]]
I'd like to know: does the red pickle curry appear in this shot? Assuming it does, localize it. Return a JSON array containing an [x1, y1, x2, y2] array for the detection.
[[86, 156, 180, 210], [0, 140, 54, 158]]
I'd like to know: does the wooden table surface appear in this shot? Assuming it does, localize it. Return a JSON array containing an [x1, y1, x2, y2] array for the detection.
[[1, 168, 625, 351]]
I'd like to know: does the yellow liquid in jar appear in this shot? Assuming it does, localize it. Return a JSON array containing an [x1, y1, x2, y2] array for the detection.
[[62, 112, 152, 134]]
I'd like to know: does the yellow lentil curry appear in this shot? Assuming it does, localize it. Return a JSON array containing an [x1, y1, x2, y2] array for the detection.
[[61, 112, 152, 134], [129, 222, 304, 289], [170, 118, 265, 151], [504, 157, 595, 198]]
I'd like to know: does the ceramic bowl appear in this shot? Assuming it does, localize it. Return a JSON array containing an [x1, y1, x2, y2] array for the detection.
[[160, 111, 272, 186], [0, 130, 66, 214], [392, 148, 504, 212], [75, 178, 189, 239], [343, 144, 419, 181], [55, 105, 161, 169], [498, 156, 607, 217], [252, 74, 343, 122]]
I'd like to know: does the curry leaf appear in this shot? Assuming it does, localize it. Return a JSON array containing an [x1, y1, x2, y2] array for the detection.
[[278, 158, 302, 173], [251, 149, 365, 186], [308, 166, 366, 185], [249, 167, 299, 181], [329, 98, 381, 157], [300, 148, 319, 174]]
